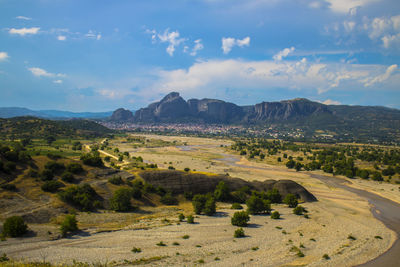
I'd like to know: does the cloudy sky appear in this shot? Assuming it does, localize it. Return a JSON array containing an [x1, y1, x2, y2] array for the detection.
[[0, 0, 399, 111]]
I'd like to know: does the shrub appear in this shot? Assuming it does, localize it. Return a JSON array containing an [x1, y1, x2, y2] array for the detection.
[[2, 216, 27, 237], [184, 191, 193, 200], [246, 195, 271, 214], [214, 181, 230, 202], [187, 215, 194, 224], [156, 186, 166, 196], [0, 253, 9, 262], [182, 234, 190, 239], [132, 247, 141, 253], [110, 188, 133, 211], [3, 162, 16, 173], [108, 176, 124, 185], [61, 172, 75, 183], [371, 171, 383, 181], [58, 184, 99, 211], [266, 188, 281, 203], [44, 161, 65, 174], [66, 163, 84, 174], [0, 183, 17, 191], [231, 190, 248, 203], [203, 197, 216, 215], [234, 228, 245, 238], [156, 241, 166, 246], [231, 203, 243, 210], [192, 194, 207, 214], [184, 167, 190, 172], [348, 234, 356, 240], [322, 254, 330, 260], [286, 160, 296, 169], [271, 211, 280, 219], [178, 213, 185, 222], [80, 152, 104, 167], [143, 183, 156, 193], [161, 192, 178, 205], [168, 166, 175, 170], [41, 180, 63, 193], [293, 206, 306, 215], [131, 187, 142, 199], [283, 194, 298, 208], [231, 211, 250, 227], [40, 169, 54, 181], [60, 214, 78, 237]]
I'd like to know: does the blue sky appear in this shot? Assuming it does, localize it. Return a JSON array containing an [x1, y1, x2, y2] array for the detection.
[[0, 0, 399, 111]]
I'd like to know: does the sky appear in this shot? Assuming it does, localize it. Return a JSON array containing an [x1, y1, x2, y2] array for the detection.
[[0, 0, 399, 112]]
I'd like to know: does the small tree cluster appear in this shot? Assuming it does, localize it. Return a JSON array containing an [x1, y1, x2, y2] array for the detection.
[[192, 194, 216, 215], [246, 195, 271, 214]]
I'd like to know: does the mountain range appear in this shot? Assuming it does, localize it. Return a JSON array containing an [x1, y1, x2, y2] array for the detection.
[[110, 92, 400, 143], [0, 107, 114, 119]]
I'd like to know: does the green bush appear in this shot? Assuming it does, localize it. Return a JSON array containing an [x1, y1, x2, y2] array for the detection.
[[58, 183, 99, 211], [0, 183, 17, 191], [231, 203, 243, 209], [44, 161, 65, 174], [61, 172, 75, 183], [187, 215, 194, 224], [234, 228, 245, 238], [283, 194, 298, 208], [266, 188, 281, 203], [203, 197, 216, 215], [246, 195, 271, 214], [2, 216, 28, 237], [192, 194, 216, 215], [132, 247, 141, 253], [60, 214, 78, 237], [80, 152, 104, 167], [131, 187, 142, 199], [271, 211, 280, 219], [108, 176, 124, 185], [40, 169, 54, 181], [231, 190, 248, 203], [66, 162, 84, 174], [178, 213, 185, 222], [160, 192, 178, 205], [293, 206, 306, 215], [214, 181, 230, 202], [110, 188, 133, 211], [41, 180, 63, 193], [184, 167, 190, 172], [322, 254, 330, 260], [231, 211, 250, 227]]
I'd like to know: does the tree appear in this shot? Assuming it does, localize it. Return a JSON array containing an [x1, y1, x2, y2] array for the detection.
[[283, 194, 298, 208], [295, 162, 303, 172], [271, 211, 280, 219], [160, 192, 178, 205], [231, 211, 250, 227], [60, 214, 78, 237], [234, 228, 245, 238], [266, 188, 282, 203], [286, 160, 296, 169], [214, 181, 230, 202], [293, 206, 306, 215], [110, 188, 133, 211], [192, 194, 208, 214], [203, 197, 216, 215], [2, 216, 27, 237], [246, 195, 271, 214]]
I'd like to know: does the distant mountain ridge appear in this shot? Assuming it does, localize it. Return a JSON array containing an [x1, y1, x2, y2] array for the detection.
[[0, 107, 114, 119], [110, 92, 400, 143], [128, 92, 334, 124]]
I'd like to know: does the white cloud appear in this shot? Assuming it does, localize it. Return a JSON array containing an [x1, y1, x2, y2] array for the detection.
[[85, 30, 102, 40], [343, 21, 356, 32], [321, 99, 341, 105], [28, 67, 66, 78], [9, 27, 40, 36], [189, 39, 204, 56], [364, 15, 400, 48], [16, 16, 32, 20], [321, 0, 381, 14], [0, 52, 9, 61], [157, 29, 186, 56], [221, 36, 250, 54], [53, 80, 63, 84], [273, 46, 295, 61], [363, 64, 397, 86], [57, 35, 66, 41], [142, 58, 399, 98]]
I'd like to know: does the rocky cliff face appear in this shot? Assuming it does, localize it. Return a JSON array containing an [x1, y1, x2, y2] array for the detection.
[[248, 98, 330, 122], [110, 108, 134, 122], [116, 92, 333, 124]]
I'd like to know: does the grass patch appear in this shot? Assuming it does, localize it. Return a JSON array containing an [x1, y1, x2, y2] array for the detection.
[[131, 247, 142, 253], [156, 241, 167, 246], [124, 256, 168, 265]]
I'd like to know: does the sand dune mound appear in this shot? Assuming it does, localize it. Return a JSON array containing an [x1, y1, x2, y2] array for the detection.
[[139, 170, 317, 202]]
